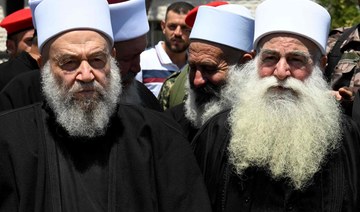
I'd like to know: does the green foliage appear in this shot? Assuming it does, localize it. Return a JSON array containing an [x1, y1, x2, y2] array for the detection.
[[317, 0, 360, 29]]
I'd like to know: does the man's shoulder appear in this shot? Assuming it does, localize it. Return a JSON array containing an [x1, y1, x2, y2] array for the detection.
[[340, 114, 360, 137], [140, 47, 161, 67], [160, 71, 181, 93], [3, 70, 40, 88], [118, 104, 185, 134], [118, 103, 172, 121], [203, 109, 231, 127], [192, 109, 231, 146], [193, 109, 230, 134], [0, 59, 15, 75], [140, 46, 157, 58], [0, 103, 44, 139], [0, 54, 30, 72], [0, 102, 43, 119], [167, 70, 182, 81], [335, 114, 360, 165], [0, 59, 11, 69]]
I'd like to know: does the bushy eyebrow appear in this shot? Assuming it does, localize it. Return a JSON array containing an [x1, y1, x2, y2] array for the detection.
[[53, 50, 109, 62], [259, 49, 312, 59], [52, 54, 76, 67], [259, 49, 278, 56], [287, 51, 312, 59]]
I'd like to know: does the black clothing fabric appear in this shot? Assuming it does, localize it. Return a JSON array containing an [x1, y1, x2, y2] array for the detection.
[[192, 109, 360, 212], [0, 71, 162, 112], [165, 103, 198, 142], [0, 103, 211, 212], [352, 89, 360, 127], [120, 80, 163, 112], [0, 70, 42, 112], [0, 51, 39, 91]]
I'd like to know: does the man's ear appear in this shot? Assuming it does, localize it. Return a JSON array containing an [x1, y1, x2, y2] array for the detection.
[[252, 49, 257, 56], [37, 56, 43, 69], [320, 55, 327, 70], [111, 47, 116, 58], [160, 20, 166, 33], [6, 40, 16, 56], [238, 52, 255, 64]]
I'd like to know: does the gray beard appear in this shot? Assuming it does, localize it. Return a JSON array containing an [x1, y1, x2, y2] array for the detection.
[[41, 57, 122, 138], [228, 58, 342, 190], [184, 65, 242, 128]]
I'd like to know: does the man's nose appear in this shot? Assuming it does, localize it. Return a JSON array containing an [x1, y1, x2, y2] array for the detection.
[[76, 61, 95, 82], [193, 70, 206, 88], [273, 57, 291, 80], [174, 26, 182, 36]]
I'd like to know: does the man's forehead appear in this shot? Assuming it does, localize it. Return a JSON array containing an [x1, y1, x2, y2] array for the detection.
[[189, 46, 221, 58], [258, 33, 318, 52], [165, 11, 188, 22], [260, 48, 311, 56], [189, 40, 224, 52], [47, 30, 109, 50], [48, 45, 109, 63]]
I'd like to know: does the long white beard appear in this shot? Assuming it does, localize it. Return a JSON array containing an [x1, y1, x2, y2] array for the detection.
[[42, 57, 122, 138], [228, 58, 342, 190], [184, 65, 242, 128]]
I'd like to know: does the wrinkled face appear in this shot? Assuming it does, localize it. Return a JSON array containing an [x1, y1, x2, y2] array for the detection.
[[161, 10, 191, 53], [7, 28, 34, 58], [46, 30, 112, 102], [41, 30, 122, 138], [257, 33, 320, 82], [114, 35, 147, 85], [188, 41, 229, 106], [227, 58, 341, 190]]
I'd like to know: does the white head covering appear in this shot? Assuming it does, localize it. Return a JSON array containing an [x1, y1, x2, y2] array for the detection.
[[109, 0, 149, 42], [189, 4, 254, 52], [29, 0, 114, 52], [29, 0, 42, 28], [253, 0, 331, 55]]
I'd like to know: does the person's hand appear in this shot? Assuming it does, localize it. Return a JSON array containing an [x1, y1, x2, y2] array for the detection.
[[331, 87, 354, 102], [331, 90, 342, 101], [339, 87, 354, 102]]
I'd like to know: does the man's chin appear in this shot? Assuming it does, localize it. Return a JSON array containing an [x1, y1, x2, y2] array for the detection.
[[170, 46, 187, 54], [70, 97, 100, 111]]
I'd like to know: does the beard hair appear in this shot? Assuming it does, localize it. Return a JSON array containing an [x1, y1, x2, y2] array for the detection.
[[184, 65, 243, 128], [41, 57, 122, 138], [164, 38, 188, 53], [228, 58, 342, 190]]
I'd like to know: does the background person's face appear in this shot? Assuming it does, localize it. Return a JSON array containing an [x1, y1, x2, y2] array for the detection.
[[188, 41, 229, 106], [161, 10, 191, 53], [6, 28, 34, 58], [188, 41, 229, 89], [114, 35, 147, 85]]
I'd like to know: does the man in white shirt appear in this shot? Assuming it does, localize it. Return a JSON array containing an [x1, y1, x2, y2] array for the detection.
[[136, 1, 194, 97]]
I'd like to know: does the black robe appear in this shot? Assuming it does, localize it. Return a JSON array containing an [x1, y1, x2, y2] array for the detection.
[[192, 109, 360, 212], [165, 103, 198, 142], [0, 51, 39, 91], [120, 80, 163, 112], [0, 103, 211, 212], [0, 70, 43, 112], [0, 70, 162, 112], [352, 89, 360, 127]]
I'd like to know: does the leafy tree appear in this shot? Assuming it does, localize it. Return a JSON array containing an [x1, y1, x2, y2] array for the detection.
[[317, 0, 360, 29]]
